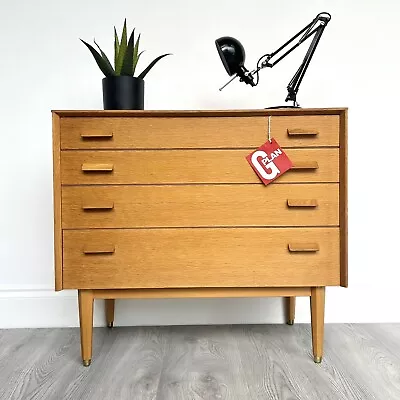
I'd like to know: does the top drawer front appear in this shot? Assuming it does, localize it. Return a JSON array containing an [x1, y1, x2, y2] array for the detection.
[[271, 115, 339, 147], [60, 115, 339, 150]]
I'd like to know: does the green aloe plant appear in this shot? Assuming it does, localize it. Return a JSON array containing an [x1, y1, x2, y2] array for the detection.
[[81, 19, 171, 79]]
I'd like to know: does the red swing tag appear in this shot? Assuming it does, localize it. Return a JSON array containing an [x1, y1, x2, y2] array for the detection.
[[246, 138, 293, 185]]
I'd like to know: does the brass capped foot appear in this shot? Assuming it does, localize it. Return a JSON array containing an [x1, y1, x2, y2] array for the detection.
[[107, 322, 114, 328], [314, 356, 322, 364], [83, 359, 91, 367], [287, 320, 294, 325]]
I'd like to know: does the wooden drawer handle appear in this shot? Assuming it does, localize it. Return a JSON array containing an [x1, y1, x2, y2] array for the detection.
[[83, 245, 115, 255], [291, 161, 319, 170], [80, 132, 113, 139], [287, 129, 319, 136], [81, 163, 114, 172], [82, 202, 114, 210], [287, 199, 318, 207], [288, 243, 319, 252]]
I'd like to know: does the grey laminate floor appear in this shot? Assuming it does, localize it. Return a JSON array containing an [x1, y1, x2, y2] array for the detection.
[[0, 324, 399, 400]]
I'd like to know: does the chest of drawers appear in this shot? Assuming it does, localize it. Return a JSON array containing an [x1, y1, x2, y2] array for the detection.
[[52, 108, 347, 366]]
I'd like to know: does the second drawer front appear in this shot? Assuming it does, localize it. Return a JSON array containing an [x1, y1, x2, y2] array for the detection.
[[63, 227, 340, 289], [61, 148, 339, 185], [61, 184, 339, 229]]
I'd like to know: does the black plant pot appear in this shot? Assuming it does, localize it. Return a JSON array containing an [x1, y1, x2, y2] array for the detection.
[[102, 76, 144, 110]]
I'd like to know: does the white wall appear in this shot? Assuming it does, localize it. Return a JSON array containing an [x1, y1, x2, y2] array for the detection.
[[1, 0, 399, 328]]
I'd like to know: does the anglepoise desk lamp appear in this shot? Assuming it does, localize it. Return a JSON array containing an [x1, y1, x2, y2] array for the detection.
[[215, 12, 331, 107]]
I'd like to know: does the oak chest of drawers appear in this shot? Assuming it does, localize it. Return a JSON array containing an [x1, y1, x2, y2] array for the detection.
[[52, 108, 347, 366]]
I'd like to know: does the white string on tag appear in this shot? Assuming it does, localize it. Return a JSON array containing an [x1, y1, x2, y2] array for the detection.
[[267, 116, 272, 142]]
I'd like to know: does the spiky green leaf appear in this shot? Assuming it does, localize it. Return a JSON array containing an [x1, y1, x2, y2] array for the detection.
[[133, 50, 145, 76], [114, 26, 120, 68], [132, 34, 141, 75], [115, 19, 127, 75], [80, 39, 115, 77], [94, 39, 115, 75], [138, 53, 171, 80], [121, 28, 135, 75]]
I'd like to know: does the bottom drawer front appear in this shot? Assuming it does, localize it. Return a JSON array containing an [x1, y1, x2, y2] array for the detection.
[[63, 228, 340, 289]]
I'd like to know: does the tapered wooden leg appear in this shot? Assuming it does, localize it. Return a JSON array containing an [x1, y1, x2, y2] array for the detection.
[[286, 297, 296, 325], [310, 287, 325, 363], [78, 289, 94, 367], [105, 299, 115, 328]]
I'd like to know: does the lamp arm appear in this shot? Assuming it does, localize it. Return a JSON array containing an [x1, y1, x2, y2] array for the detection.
[[264, 22, 316, 66], [255, 12, 331, 106], [285, 23, 327, 106]]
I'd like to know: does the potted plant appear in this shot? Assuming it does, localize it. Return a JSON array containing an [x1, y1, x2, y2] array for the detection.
[[81, 20, 171, 110]]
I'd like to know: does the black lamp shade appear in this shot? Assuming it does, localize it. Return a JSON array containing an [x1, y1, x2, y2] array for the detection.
[[215, 36, 246, 76]]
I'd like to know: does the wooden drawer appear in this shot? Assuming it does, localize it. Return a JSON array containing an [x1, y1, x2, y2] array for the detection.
[[269, 115, 339, 147], [61, 148, 339, 185], [60, 115, 339, 149], [62, 227, 340, 289], [61, 184, 339, 229]]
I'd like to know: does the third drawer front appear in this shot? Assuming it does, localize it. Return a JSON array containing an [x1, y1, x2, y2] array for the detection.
[[61, 148, 339, 185], [62, 227, 341, 289], [61, 184, 339, 229]]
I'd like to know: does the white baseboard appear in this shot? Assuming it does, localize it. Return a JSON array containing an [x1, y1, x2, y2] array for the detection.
[[0, 285, 398, 328], [0, 287, 286, 328]]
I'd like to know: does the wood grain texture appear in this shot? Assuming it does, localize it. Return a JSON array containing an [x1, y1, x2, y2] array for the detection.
[[62, 228, 340, 289], [310, 287, 325, 362], [0, 327, 164, 400], [291, 160, 319, 170], [81, 202, 114, 211], [287, 199, 318, 207], [80, 131, 114, 139], [286, 297, 296, 323], [237, 324, 323, 399], [156, 325, 250, 399], [270, 115, 339, 147], [287, 128, 319, 136], [81, 163, 114, 172], [83, 245, 115, 255], [60, 114, 339, 149], [93, 287, 312, 299], [52, 113, 62, 291], [321, 324, 400, 399], [60, 148, 340, 185], [61, 184, 339, 229], [237, 324, 400, 400], [1, 324, 399, 400], [339, 109, 348, 287], [53, 108, 347, 117], [288, 243, 319, 252], [78, 290, 94, 364]]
